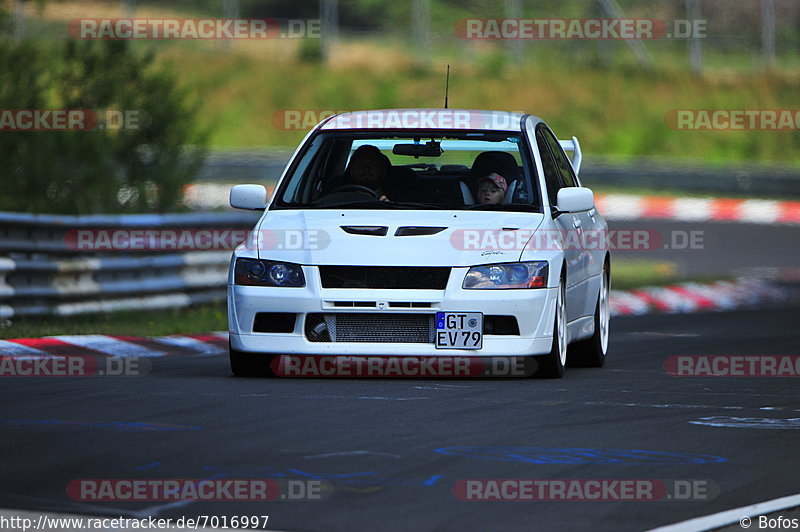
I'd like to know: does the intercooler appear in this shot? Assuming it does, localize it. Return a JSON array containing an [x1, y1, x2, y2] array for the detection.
[[305, 313, 436, 343]]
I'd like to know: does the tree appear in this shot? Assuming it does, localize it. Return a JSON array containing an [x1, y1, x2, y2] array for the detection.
[[0, 39, 207, 214]]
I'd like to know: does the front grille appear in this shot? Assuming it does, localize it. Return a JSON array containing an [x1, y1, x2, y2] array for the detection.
[[305, 313, 435, 343], [319, 266, 450, 289]]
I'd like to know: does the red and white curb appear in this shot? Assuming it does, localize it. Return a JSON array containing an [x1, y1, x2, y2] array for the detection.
[[595, 194, 800, 225], [610, 278, 795, 316], [0, 332, 228, 358], [184, 185, 800, 226]]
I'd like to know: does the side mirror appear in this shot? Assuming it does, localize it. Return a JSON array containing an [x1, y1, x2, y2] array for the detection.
[[556, 187, 594, 213], [230, 184, 268, 210]]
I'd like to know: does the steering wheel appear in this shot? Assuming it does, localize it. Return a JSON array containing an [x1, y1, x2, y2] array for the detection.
[[329, 184, 379, 199]]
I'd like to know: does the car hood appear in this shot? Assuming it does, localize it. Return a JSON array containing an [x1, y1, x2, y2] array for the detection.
[[251, 209, 544, 267]]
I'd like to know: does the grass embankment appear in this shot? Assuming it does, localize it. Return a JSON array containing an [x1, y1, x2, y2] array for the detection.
[[1, 305, 227, 339], [1, 260, 707, 338], [26, 2, 800, 164], [171, 46, 800, 168]]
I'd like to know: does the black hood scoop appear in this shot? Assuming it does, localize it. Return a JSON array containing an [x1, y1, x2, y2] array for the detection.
[[394, 226, 447, 236], [340, 226, 389, 236]]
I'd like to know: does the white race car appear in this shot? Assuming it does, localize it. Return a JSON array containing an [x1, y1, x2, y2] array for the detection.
[[227, 109, 609, 378]]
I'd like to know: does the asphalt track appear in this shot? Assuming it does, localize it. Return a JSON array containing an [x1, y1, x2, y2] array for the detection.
[[2, 307, 800, 531]]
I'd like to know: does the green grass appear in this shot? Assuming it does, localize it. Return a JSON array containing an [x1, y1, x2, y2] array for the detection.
[[0, 304, 228, 339], [177, 39, 800, 161], [610, 259, 721, 291], [158, 43, 800, 167]]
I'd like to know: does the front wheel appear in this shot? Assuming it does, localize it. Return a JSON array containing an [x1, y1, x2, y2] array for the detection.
[[567, 263, 610, 368], [229, 342, 276, 377], [536, 281, 567, 379]]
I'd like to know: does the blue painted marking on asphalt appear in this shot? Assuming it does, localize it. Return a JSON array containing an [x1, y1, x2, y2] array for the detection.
[[133, 461, 163, 471], [123, 463, 447, 488], [286, 469, 445, 487], [0, 419, 201, 432], [286, 468, 377, 480], [434, 447, 726, 465], [422, 474, 445, 486]]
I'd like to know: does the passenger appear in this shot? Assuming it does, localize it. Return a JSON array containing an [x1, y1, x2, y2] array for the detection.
[[477, 172, 508, 205], [347, 145, 391, 201]]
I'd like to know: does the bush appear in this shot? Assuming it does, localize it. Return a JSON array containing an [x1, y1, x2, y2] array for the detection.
[[0, 39, 207, 214]]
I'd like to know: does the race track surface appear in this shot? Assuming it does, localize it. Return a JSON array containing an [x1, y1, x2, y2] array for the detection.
[[2, 308, 799, 531]]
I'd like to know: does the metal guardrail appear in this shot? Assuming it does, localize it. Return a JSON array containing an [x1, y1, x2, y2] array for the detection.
[[0, 211, 261, 319]]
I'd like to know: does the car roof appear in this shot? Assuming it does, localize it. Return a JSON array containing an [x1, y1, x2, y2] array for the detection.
[[319, 108, 544, 132]]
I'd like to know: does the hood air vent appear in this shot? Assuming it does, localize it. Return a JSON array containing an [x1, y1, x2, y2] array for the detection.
[[340, 226, 388, 236], [394, 226, 447, 236]]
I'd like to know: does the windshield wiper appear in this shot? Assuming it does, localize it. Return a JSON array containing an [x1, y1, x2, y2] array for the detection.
[[385, 201, 444, 210], [295, 200, 445, 210], [466, 203, 539, 212]]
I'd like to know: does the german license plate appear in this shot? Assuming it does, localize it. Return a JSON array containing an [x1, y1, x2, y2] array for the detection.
[[435, 312, 483, 349]]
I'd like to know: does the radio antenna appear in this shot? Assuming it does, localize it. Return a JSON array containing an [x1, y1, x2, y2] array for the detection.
[[444, 64, 450, 109]]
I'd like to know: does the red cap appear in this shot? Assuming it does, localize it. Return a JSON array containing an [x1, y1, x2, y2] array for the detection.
[[479, 172, 508, 192]]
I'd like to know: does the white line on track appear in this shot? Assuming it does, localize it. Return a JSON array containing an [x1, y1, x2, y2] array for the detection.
[[646, 493, 800, 531], [303, 451, 402, 459], [583, 401, 745, 410]]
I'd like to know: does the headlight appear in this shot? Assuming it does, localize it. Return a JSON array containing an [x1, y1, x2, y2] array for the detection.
[[463, 261, 548, 289], [234, 258, 305, 287]]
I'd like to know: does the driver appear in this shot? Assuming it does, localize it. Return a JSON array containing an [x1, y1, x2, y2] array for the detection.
[[347, 145, 391, 201]]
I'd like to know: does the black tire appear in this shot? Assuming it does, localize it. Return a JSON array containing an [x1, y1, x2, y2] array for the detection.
[[536, 280, 567, 379], [229, 342, 276, 377], [567, 262, 610, 368]]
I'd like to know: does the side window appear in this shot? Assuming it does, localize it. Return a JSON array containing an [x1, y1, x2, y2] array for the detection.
[[543, 129, 577, 188], [535, 129, 562, 205]]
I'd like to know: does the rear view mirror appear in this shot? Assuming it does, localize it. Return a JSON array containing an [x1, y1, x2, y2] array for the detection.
[[230, 184, 268, 210], [392, 141, 442, 158]]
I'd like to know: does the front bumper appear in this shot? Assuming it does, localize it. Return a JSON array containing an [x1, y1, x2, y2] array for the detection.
[[228, 266, 557, 357]]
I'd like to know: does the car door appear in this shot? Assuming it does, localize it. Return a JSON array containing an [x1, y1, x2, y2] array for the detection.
[[535, 127, 583, 323], [543, 128, 596, 310]]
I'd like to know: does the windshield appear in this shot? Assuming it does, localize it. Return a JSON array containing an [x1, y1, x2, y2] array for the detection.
[[273, 131, 541, 212]]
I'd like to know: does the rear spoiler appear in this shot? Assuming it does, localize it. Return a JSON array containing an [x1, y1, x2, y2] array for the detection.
[[559, 136, 582, 175]]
